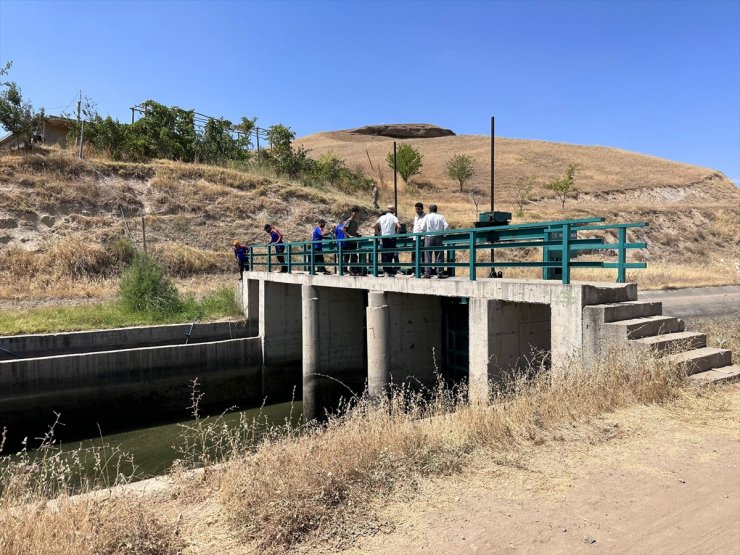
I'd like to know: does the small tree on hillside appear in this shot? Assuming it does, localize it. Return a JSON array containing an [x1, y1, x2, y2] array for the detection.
[[386, 143, 423, 184], [544, 163, 578, 210], [514, 177, 534, 217], [0, 63, 44, 150], [446, 154, 475, 192], [316, 152, 345, 185]]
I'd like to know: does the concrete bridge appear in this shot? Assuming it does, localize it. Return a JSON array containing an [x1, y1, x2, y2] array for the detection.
[[240, 272, 738, 420]]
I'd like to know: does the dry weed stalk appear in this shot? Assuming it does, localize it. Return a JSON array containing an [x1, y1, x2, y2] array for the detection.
[[218, 348, 685, 552]]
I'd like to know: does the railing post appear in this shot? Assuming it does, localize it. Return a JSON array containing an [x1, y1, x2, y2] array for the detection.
[[617, 227, 627, 283], [372, 238, 379, 276], [286, 243, 292, 273], [309, 242, 316, 275], [561, 224, 570, 284], [248, 247, 253, 272], [338, 240, 344, 276], [414, 237, 421, 278], [267, 245, 272, 272], [468, 231, 477, 281]]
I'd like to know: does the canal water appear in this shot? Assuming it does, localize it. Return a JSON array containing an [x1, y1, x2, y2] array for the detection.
[[6, 401, 302, 484]]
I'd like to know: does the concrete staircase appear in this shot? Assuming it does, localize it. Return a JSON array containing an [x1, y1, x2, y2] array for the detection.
[[583, 300, 739, 385]]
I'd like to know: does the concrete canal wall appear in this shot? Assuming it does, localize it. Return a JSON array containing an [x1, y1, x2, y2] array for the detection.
[[0, 331, 274, 447], [0, 321, 252, 360]]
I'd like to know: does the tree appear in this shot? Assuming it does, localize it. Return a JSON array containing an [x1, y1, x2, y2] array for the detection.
[[544, 163, 578, 210], [264, 123, 308, 177], [514, 177, 534, 217], [316, 152, 345, 185], [446, 154, 475, 192], [0, 63, 44, 150], [386, 143, 423, 184]]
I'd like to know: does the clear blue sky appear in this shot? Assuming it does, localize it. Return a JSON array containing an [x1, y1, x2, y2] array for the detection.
[[1, 0, 738, 181]]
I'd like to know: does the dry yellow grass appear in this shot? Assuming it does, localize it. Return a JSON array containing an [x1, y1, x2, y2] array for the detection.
[[2, 341, 738, 554]]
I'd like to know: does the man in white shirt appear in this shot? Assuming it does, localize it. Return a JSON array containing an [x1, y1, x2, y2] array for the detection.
[[374, 204, 401, 276], [410, 202, 426, 275], [422, 204, 449, 279]]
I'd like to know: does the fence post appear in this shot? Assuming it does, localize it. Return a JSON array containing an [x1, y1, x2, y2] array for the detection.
[[287, 243, 292, 273], [267, 245, 272, 273], [561, 224, 570, 284], [309, 242, 315, 275], [469, 231, 477, 281], [338, 239, 344, 276], [372, 238, 379, 276], [414, 237, 421, 278], [617, 227, 627, 283]]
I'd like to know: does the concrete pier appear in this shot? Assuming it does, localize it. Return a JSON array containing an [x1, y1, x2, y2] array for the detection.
[[367, 291, 390, 399]]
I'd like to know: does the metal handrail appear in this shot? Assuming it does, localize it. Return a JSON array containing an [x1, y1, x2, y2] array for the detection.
[[247, 218, 648, 284]]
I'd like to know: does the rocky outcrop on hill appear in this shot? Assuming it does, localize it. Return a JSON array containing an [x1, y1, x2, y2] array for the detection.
[[351, 124, 455, 139]]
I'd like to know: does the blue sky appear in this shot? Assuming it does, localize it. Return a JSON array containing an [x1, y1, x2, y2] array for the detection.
[[1, 0, 738, 180]]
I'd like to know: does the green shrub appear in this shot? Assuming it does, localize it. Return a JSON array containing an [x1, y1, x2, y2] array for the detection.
[[118, 253, 181, 314]]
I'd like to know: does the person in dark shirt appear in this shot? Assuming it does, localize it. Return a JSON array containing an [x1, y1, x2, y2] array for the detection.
[[233, 239, 250, 280], [311, 219, 334, 275], [263, 224, 287, 272], [342, 206, 361, 275]]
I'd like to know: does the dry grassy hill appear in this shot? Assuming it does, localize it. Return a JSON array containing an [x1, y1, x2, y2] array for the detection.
[[297, 127, 740, 265], [0, 128, 738, 303]]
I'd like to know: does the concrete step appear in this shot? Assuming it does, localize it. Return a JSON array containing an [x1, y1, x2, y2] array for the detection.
[[630, 331, 706, 353], [605, 315, 685, 340], [666, 347, 733, 375], [584, 301, 663, 323], [688, 365, 740, 385]]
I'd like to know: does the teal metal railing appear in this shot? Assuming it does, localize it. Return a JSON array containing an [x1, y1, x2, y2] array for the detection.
[[248, 217, 648, 284]]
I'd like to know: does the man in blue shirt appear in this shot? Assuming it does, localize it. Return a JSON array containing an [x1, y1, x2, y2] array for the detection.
[[263, 224, 287, 272], [311, 219, 334, 275], [233, 239, 250, 280]]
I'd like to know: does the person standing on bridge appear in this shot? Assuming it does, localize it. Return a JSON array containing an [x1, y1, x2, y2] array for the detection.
[[311, 219, 334, 275], [422, 204, 449, 279], [409, 202, 426, 276], [342, 206, 362, 275], [374, 204, 400, 277], [233, 239, 250, 280], [263, 224, 287, 272]]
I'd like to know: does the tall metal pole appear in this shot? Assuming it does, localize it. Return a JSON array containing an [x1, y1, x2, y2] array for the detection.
[[490, 116, 495, 272], [490, 116, 495, 212], [393, 141, 398, 213]]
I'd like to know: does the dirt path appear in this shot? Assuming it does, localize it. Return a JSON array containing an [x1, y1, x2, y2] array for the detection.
[[332, 388, 740, 555]]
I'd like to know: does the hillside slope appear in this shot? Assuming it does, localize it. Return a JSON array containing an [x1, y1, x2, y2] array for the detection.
[[297, 129, 739, 264], [0, 134, 738, 301]]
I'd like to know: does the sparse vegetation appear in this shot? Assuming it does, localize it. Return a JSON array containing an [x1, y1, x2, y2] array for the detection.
[[544, 163, 578, 210], [514, 176, 534, 216], [0, 285, 240, 335], [446, 153, 475, 191], [386, 143, 423, 184], [4, 343, 732, 554]]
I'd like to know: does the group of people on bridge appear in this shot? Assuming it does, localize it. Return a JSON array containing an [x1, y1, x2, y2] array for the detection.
[[232, 202, 450, 280]]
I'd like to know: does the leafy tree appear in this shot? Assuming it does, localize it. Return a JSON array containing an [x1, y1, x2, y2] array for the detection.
[[233, 116, 257, 150], [446, 154, 475, 192], [316, 152, 345, 185], [544, 163, 578, 210], [514, 177, 534, 217], [386, 143, 423, 184], [264, 123, 309, 177], [0, 63, 44, 150]]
